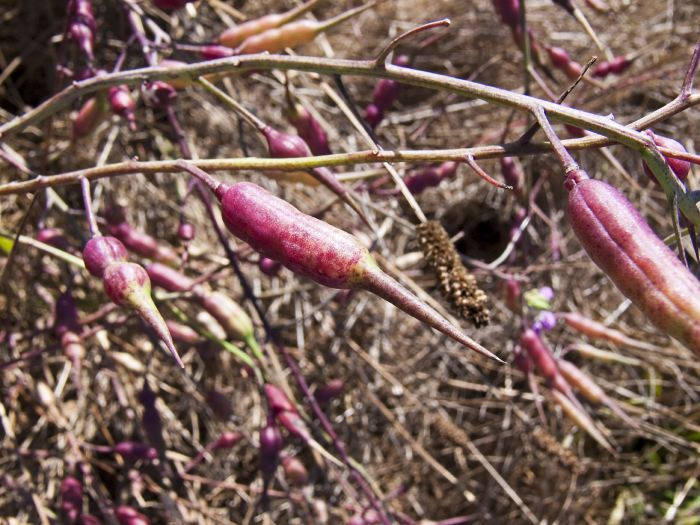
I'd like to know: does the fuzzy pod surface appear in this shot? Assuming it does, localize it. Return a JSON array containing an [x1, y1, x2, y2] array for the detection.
[[566, 170, 700, 352]]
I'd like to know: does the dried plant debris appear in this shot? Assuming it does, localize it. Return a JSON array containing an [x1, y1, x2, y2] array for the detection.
[[532, 426, 584, 474], [417, 220, 490, 327]]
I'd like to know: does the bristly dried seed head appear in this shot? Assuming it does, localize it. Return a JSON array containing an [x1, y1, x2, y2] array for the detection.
[[416, 220, 490, 327]]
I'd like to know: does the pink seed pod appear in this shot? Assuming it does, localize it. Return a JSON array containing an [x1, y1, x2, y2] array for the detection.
[[560, 312, 632, 347], [214, 431, 243, 450], [641, 130, 691, 184], [286, 103, 331, 156], [281, 455, 309, 486], [546, 46, 583, 79], [107, 221, 179, 267], [73, 96, 107, 139], [591, 56, 631, 78], [438, 161, 457, 180], [550, 388, 614, 453], [60, 476, 83, 523], [492, 0, 520, 28], [566, 170, 700, 353], [503, 278, 521, 313], [177, 222, 195, 242], [218, 0, 319, 48], [141, 81, 177, 109], [212, 181, 497, 360], [69, 23, 95, 63], [107, 86, 136, 131], [364, 104, 384, 129], [565, 124, 587, 138], [153, 0, 194, 9], [519, 329, 558, 380], [264, 384, 298, 415], [403, 167, 442, 195], [113, 441, 158, 462], [165, 320, 199, 345], [115, 506, 150, 525], [259, 257, 282, 277], [314, 378, 344, 403], [145, 262, 196, 292], [37, 227, 70, 250], [80, 515, 101, 525], [200, 45, 236, 60], [157, 59, 191, 90], [82, 236, 128, 278], [276, 410, 312, 442]]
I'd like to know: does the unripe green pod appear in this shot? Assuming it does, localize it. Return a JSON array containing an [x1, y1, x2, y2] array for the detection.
[[566, 170, 700, 353]]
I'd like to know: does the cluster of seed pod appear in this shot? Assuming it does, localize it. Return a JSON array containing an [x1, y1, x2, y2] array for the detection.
[[365, 54, 410, 129], [546, 46, 583, 80], [67, 0, 96, 64], [490, 0, 545, 67], [590, 55, 631, 78]]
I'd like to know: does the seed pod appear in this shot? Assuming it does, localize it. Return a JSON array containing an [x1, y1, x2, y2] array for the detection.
[[546, 46, 583, 79], [566, 170, 700, 353], [115, 506, 150, 525], [235, 4, 370, 55], [560, 312, 632, 347], [364, 104, 384, 129], [106, 218, 179, 267], [282, 455, 309, 486], [73, 95, 107, 139], [214, 431, 242, 450], [141, 81, 177, 109], [83, 238, 182, 367], [177, 222, 195, 242], [286, 102, 331, 156], [591, 56, 631, 78], [314, 378, 344, 403], [259, 257, 282, 277], [165, 321, 199, 345], [259, 421, 284, 477], [264, 384, 297, 415], [145, 262, 196, 292], [492, 0, 520, 28], [55, 291, 81, 336], [641, 130, 691, 184], [107, 86, 136, 130], [113, 441, 158, 462], [213, 181, 497, 360], [550, 388, 614, 453], [219, 0, 319, 48], [200, 291, 256, 345], [504, 278, 521, 313], [60, 476, 83, 524], [403, 167, 442, 195], [67, 0, 96, 62], [37, 227, 70, 250], [200, 45, 236, 60]]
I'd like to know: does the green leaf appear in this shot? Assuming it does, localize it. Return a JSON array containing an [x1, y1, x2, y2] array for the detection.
[[0, 235, 14, 255]]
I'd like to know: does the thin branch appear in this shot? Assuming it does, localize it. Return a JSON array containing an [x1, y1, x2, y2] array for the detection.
[[373, 18, 450, 67]]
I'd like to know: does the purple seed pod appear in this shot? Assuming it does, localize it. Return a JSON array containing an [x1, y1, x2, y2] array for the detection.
[[259, 257, 282, 277], [214, 431, 243, 450], [82, 236, 128, 278], [281, 455, 309, 486], [55, 291, 81, 336], [61, 332, 85, 366], [205, 389, 233, 419], [107, 222, 179, 267], [200, 45, 236, 60], [177, 222, 195, 242], [264, 384, 297, 415], [60, 476, 83, 524], [546, 46, 582, 79], [642, 130, 691, 184], [107, 86, 136, 131], [37, 227, 70, 250], [607, 55, 631, 75], [403, 167, 442, 195], [141, 81, 177, 109], [286, 103, 331, 156], [513, 347, 533, 375], [115, 506, 150, 525], [276, 410, 312, 441], [492, 0, 520, 27], [67, 0, 96, 62], [565, 124, 587, 138], [80, 515, 101, 525], [113, 441, 158, 462], [364, 104, 384, 129], [372, 79, 401, 112], [314, 378, 344, 404], [263, 125, 313, 159], [259, 421, 284, 477]]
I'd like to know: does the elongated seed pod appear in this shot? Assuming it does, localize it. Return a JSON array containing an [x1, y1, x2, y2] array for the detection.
[[641, 130, 690, 184], [73, 95, 107, 139], [286, 102, 331, 156], [566, 170, 700, 353], [106, 218, 179, 267], [218, 0, 319, 48], [213, 181, 498, 361], [550, 389, 614, 453], [560, 312, 633, 347]]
